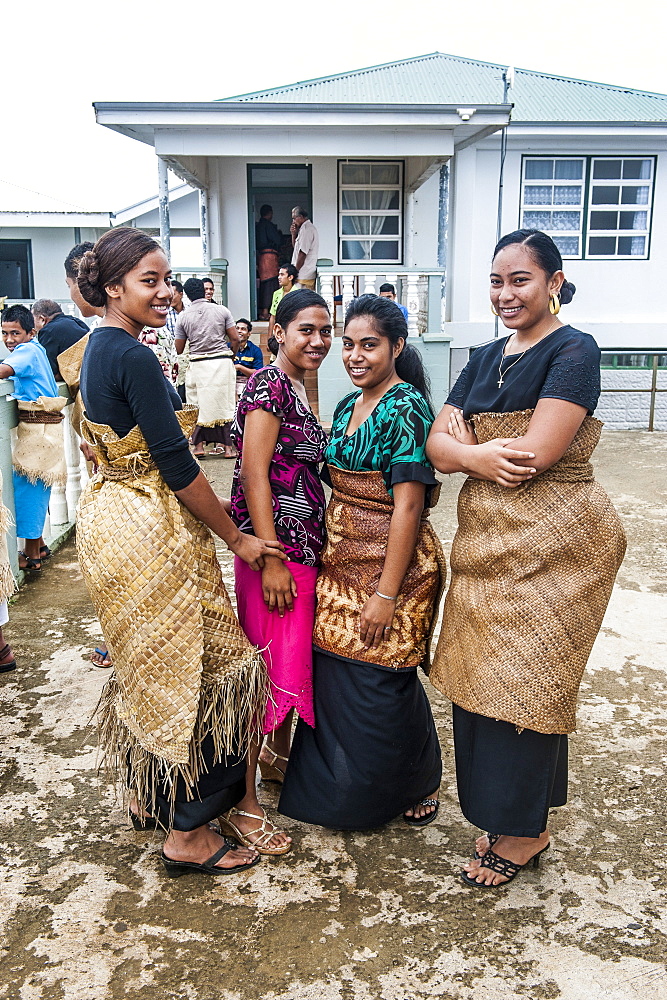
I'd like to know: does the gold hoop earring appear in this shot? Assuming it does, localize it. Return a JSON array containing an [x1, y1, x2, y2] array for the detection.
[[549, 294, 561, 316], [490, 303, 500, 317]]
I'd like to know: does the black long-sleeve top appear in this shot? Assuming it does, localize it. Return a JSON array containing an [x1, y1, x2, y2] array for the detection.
[[39, 312, 89, 379], [80, 326, 200, 492]]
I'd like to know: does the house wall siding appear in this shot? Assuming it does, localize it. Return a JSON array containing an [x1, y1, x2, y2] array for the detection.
[[0, 226, 103, 302]]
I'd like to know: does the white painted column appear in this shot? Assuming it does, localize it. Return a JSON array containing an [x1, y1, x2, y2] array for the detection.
[[341, 275, 356, 318], [405, 190, 415, 268], [319, 272, 335, 320], [157, 157, 171, 261], [199, 188, 210, 267], [62, 405, 82, 522], [406, 273, 420, 338], [363, 273, 377, 296]]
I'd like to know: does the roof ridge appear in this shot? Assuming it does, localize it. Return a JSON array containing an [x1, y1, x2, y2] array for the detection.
[[515, 65, 667, 100]]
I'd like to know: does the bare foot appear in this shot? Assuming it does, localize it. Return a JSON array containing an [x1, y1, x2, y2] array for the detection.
[[164, 826, 258, 870], [463, 830, 550, 886], [225, 798, 291, 853]]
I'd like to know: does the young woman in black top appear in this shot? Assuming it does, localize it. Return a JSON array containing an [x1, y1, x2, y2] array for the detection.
[[77, 227, 286, 877]]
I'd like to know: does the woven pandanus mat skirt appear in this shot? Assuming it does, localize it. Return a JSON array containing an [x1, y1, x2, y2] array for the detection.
[[77, 410, 267, 826], [313, 467, 446, 671], [429, 409, 626, 735]]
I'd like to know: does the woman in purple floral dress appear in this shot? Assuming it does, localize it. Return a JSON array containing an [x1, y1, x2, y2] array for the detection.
[[222, 289, 332, 855]]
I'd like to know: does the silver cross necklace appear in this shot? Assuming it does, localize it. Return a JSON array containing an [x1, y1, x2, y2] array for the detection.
[[497, 325, 560, 388]]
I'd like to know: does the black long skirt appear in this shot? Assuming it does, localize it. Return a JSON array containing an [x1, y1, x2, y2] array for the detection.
[[148, 734, 246, 832], [453, 704, 568, 839], [279, 649, 442, 830]]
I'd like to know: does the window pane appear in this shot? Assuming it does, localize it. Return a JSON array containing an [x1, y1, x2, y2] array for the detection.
[[524, 185, 553, 205], [593, 160, 622, 179], [341, 216, 370, 235], [588, 236, 617, 255], [618, 236, 646, 255], [553, 236, 580, 256], [371, 164, 400, 185], [370, 240, 399, 261], [555, 160, 583, 180], [342, 190, 370, 210], [621, 186, 650, 205], [522, 210, 552, 229], [619, 211, 648, 230], [553, 185, 582, 205], [525, 160, 553, 179], [341, 240, 369, 260], [552, 211, 581, 231], [341, 163, 370, 185], [591, 186, 619, 205], [590, 211, 619, 230], [376, 216, 400, 235], [371, 190, 399, 210], [623, 159, 651, 180]]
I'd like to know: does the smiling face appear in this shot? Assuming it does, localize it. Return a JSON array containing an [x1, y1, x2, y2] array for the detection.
[[274, 306, 332, 375], [203, 280, 215, 301], [1, 320, 34, 351], [342, 315, 403, 389], [105, 249, 172, 330], [236, 321, 250, 345], [490, 244, 563, 334]]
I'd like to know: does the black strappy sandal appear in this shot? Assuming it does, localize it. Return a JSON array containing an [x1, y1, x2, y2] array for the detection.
[[18, 551, 41, 575], [0, 643, 16, 674], [403, 798, 440, 827], [474, 833, 500, 859], [461, 842, 550, 888]]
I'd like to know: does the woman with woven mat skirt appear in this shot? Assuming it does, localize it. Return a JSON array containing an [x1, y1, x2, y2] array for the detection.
[[225, 289, 332, 854], [75, 227, 287, 878], [426, 230, 626, 888], [279, 295, 445, 830]]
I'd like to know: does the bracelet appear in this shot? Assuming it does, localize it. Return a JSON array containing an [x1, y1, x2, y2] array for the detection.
[[375, 589, 398, 601]]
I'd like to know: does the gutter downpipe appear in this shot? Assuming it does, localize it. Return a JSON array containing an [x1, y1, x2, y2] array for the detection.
[[494, 68, 513, 337], [157, 156, 171, 261]]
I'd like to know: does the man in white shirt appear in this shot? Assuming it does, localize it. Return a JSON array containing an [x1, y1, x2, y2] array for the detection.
[[290, 206, 319, 289]]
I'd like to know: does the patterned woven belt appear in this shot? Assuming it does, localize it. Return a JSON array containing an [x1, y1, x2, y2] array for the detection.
[[98, 461, 157, 481], [17, 410, 64, 424]]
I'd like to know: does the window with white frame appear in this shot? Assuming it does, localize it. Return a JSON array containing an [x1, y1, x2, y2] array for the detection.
[[521, 158, 585, 258], [521, 156, 656, 260], [587, 158, 654, 258], [339, 161, 402, 264]]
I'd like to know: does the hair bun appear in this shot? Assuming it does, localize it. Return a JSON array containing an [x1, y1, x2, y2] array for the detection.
[[559, 280, 576, 306], [77, 250, 105, 308]]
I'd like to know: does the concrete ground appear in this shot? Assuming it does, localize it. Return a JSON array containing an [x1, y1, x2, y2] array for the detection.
[[0, 430, 665, 1000]]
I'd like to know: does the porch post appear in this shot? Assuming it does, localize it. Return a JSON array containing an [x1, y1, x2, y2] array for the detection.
[[157, 157, 171, 261], [437, 163, 449, 334], [405, 190, 415, 268], [199, 188, 210, 266]]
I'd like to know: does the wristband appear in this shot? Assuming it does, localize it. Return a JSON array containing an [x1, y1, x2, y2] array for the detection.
[[375, 589, 398, 601]]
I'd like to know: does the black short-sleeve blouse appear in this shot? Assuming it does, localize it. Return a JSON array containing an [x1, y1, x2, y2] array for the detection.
[[447, 326, 601, 419]]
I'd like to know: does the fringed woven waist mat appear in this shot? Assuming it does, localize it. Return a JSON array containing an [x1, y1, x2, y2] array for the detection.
[[313, 467, 446, 671], [76, 407, 267, 819], [429, 409, 627, 734]]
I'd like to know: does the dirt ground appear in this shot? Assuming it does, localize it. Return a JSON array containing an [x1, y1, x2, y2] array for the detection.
[[0, 430, 665, 1000]]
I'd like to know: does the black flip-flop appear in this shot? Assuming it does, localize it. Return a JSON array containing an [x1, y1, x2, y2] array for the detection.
[[403, 798, 439, 827], [161, 843, 261, 877]]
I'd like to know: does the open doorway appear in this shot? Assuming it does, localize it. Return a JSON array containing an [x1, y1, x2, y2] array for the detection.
[[247, 164, 312, 321]]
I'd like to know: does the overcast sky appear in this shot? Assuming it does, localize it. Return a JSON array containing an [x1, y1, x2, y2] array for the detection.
[[4, 0, 666, 211]]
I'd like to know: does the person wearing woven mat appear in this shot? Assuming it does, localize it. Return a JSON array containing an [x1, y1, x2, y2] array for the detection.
[[427, 229, 626, 888], [227, 289, 332, 855], [0, 305, 65, 576], [279, 294, 444, 830], [76, 227, 289, 878]]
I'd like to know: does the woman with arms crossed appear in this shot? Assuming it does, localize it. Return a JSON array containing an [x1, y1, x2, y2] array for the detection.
[[223, 289, 332, 854], [280, 294, 445, 830], [427, 230, 626, 887], [76, 228, 286, 877]]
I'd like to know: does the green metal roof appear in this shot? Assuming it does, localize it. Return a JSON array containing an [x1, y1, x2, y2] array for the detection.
[[219, 52, 667, 124]]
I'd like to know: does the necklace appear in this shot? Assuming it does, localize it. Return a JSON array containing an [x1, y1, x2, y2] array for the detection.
[[496, 325, 560, 388]]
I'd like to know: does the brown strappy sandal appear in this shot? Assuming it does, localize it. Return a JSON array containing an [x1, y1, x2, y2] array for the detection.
[[258, 747, 288, 784]]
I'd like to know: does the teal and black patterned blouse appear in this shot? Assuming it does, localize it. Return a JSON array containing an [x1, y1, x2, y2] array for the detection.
[[325, 382, 437, 496]]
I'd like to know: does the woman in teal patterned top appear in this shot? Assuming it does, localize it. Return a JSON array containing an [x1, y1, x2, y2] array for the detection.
[[279, 295, 445, 830]]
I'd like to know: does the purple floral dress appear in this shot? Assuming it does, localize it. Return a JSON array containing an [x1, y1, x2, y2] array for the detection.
[[230, 366, 328, 565]]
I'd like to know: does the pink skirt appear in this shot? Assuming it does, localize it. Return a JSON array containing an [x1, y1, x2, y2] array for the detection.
[[234, 557, 317, 734]]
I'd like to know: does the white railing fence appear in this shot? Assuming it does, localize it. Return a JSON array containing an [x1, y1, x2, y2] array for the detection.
[[317, 265, 444, 337]]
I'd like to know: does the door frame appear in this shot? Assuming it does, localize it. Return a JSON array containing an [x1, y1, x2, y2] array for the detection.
[[247, 163, 313, 320]]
